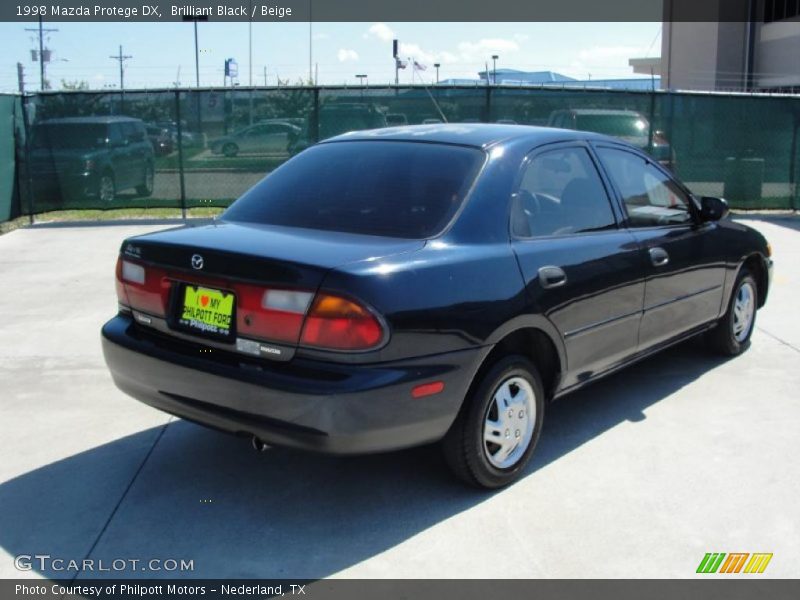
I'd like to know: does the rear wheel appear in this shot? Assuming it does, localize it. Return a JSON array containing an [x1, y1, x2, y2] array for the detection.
[[707, 268, 757, 356], [98, 173, 115, 204], [442, 355, 545, 489]]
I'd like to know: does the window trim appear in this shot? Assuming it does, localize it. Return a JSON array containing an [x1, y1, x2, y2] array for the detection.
[[590, 141, 700, 231], [508, 141, 623, 241]]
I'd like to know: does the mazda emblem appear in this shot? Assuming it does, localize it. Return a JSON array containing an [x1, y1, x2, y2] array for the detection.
[[191, 254, 204, 270]]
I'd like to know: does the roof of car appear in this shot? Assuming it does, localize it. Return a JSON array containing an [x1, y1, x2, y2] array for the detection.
[[554, 109, 643, 117], [37, 116, 143, 125], [323, 123, 608, 149]]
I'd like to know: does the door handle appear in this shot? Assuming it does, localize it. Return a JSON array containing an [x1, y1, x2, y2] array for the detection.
[[538, 266, 567, 289], [649, 247, 670, 267]]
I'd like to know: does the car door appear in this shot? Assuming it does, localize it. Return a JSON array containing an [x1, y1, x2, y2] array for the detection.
[[240, 125, 268, 153], [594, 144, 727, 351], [106, 122, 132, 190], [261, 124, 291, 154], [510, 143, 645, 389], [124, 122, 150, 187]]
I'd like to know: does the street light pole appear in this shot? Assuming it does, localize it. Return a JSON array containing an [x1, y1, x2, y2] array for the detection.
[[433, 63, 440, 84], [491, 55, 499, 84]]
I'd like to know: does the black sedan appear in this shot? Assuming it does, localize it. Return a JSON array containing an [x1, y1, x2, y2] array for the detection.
[[102, 125, 772, 488]]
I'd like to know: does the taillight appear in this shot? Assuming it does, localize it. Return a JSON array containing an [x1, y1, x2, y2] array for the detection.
[[236, 285, 313, 344], [115, 257, 170, 317], [300, 293, 385, 351], [114, 256, 387, 352]]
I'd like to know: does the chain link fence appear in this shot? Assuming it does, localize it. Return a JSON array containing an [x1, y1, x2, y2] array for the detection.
[[3, 85, 799, 223]]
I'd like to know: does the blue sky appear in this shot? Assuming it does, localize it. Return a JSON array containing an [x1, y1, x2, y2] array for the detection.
[[0, 21, 661, 91]]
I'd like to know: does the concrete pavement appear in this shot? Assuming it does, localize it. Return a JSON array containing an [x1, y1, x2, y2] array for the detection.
[[0, 217, 797, 579]]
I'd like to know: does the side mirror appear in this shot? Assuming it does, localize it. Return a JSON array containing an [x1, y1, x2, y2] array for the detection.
[[700, 196, 730, 222]]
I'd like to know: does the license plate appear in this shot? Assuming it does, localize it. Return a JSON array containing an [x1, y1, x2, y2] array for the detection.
[[179, 285, 235, 338]]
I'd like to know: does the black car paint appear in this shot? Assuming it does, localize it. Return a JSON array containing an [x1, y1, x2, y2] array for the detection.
[[102, 124, 772, 454]]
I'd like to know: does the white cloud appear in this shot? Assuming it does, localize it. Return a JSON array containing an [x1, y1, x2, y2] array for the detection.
[[513, 33, 530, 42], [337, 48, 359, 62], [399, 43, 435, 65], [456, 38, 521, 62], [366, 22, 395, 42]]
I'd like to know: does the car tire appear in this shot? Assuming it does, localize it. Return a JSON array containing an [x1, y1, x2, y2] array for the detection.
[[707, 267, 758, 356], [136, 164, 154, 197], [98, 172, 116, 204], [222, 143, 238, 157], [442, 355, 545, 489]]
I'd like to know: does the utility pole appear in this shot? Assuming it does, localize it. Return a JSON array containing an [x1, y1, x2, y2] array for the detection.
[[393, 39, 399, 85], [248, 0, 253, 86], [434, 63, 440, 84], [110, 45, 132, 91], [308, 1, 313, 84], [263, 66, 267, 86], [17, 63, 25, 93], [25, 17, 58, 90], [491, 54, 499, 84], [194, 21, 200, 87]]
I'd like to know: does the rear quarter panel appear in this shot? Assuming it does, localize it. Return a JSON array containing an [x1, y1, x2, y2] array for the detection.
[[313, 242, 527, 363]]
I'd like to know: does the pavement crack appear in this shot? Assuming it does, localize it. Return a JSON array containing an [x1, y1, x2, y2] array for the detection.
[[757, 326, 800, 355], [68, 418, 173, 584]]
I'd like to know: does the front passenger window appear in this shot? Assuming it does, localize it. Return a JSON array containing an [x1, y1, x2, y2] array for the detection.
[[511, 147, 616, 237], [597, 147, 692, 227]]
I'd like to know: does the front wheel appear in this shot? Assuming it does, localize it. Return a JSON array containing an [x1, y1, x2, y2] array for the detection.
[[707, 268, 757, 356], [442, 355, 545, 489], [222, 143, 238, 157]]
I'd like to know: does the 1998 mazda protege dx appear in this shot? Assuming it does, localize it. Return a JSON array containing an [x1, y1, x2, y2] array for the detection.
[[102, 124, 772, 488]]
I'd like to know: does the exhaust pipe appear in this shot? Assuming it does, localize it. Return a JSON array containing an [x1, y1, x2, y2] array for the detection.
[[251, 436, 270, 452]]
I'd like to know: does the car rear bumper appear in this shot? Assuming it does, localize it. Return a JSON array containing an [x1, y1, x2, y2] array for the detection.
[[102, 314, 488, 455]]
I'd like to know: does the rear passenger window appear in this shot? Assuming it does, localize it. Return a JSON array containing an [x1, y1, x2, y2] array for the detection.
[[511, 147, 616, 237]]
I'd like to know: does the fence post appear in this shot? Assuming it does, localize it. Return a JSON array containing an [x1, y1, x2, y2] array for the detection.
[[484, 85, 492, 123], [19, 95, 34, 225], [647, 89, 656, 157], [175, 89, 187, 220], [312, 87, 320, 143]]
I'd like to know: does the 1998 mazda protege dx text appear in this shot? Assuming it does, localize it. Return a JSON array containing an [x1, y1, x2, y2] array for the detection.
[[102, 124, 773, 488]]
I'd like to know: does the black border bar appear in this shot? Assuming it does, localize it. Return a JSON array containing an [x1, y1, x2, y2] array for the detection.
[[1, 0, 762, 22]]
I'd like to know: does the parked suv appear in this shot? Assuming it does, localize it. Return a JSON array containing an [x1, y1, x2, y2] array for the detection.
[[30, 116, 155, 205], [547, 109, 675, 169]]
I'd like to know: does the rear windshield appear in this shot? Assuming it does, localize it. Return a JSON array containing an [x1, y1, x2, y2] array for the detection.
[[222, 141, 484, 239], [31, 123, 107, 150]]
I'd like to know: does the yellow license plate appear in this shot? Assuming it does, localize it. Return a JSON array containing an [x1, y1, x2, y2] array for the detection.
[[180, 285, 234, 337]]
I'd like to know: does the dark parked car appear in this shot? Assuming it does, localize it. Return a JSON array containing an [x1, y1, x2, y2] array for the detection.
[[547, 109, 675, 169], [210, 122, 301, 157], [30, 116, 155, 204], [103, 125, 772, 488], [146, 124, 174, 156]]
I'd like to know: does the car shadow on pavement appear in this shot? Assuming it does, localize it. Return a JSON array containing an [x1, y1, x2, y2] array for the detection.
[[0, 338, 727, 580]]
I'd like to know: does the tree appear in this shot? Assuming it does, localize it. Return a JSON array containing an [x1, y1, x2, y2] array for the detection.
[[60, 79, 90, 91]]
